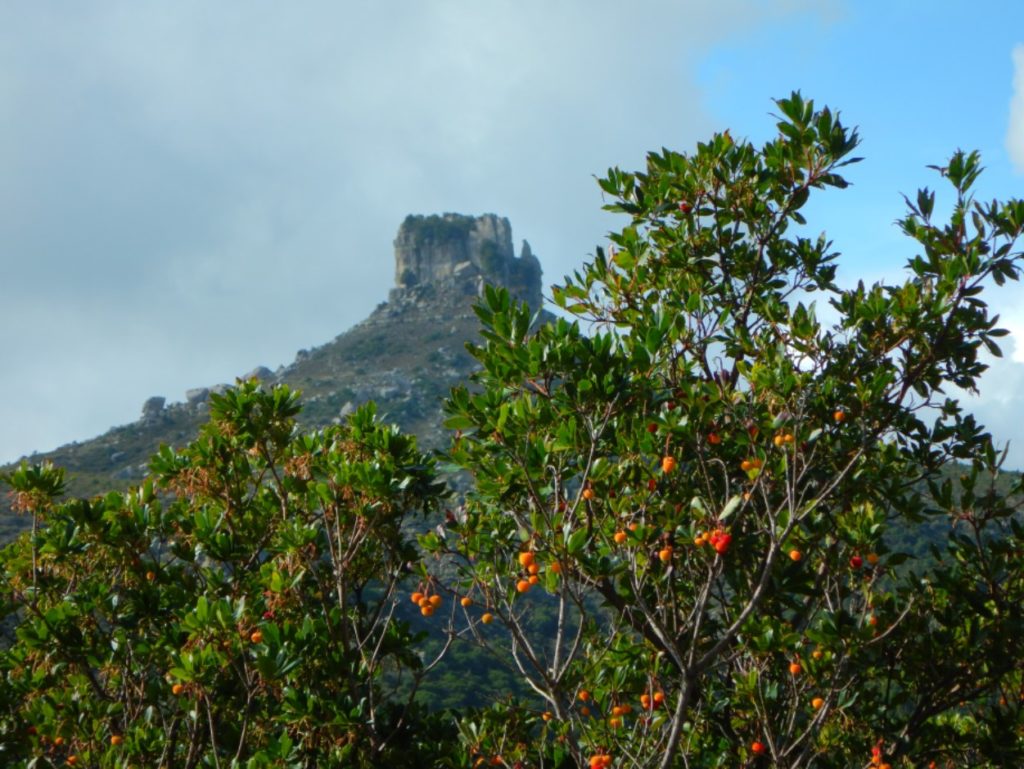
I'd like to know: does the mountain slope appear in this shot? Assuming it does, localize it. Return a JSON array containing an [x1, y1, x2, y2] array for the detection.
[[0, 213, 545, 539]]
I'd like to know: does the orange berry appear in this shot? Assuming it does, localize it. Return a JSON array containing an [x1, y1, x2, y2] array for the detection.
[[619, 703, 632, 714], [145, 571, 156, 581], [640, 693, 652, 709], [110, 735, 123, 746], [542, 711, 553, 721], [707, 431, 721, 445], [868, 614, 878, 627], [580, 706, 590, 716], [811, 696, 824, 709], [516, 579, 531, 593], [789, 549, 802, 562], [549, 561, 562, 574], [713, 533, 732, 555], [582, 487, 595, 501], [609, 716, 621, 727], [460, 596, 473, 607], [528, 574, 540, 586], [812, 649, 823, 660], [429, 594, 443, 608], [578, 690, 591, 701], [66, 757, 78, 767], [410, 591, 424, 605], [789, 662, 802, 675], [652, 691, 665, 705], [751, 740, 766, 755], [661, 456, 677, 474], [528, 562, 540, 575], [658, 546, 674, 563], [784, 433, 795, 443], [172, 683, 185, 696], [614, 531, 627, 545], [420, 605, 434, 617], [249, 630, 263, 644], [418, 597, 431, 608], [54, 736, 65, 746], [833, 409, 846, 423], [518, 552, 535, 568], [481, 612, 494, 624], [867, 552, 880, 565], [773, 434, 785, 447], [741, 459, 752, 472]]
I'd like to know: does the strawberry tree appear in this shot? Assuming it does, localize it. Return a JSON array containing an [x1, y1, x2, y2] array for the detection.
[[433, 94, 1024, 767], [0, 381, 451, 768]]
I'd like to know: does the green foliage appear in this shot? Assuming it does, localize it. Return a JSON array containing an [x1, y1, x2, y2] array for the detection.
[[430, 93, 1024, 768], [4, 94, 1024, 769], [0, 381, 453, 768]]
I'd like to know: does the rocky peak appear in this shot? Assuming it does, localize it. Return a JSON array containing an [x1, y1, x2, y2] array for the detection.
[[390, 213, 542, 310]]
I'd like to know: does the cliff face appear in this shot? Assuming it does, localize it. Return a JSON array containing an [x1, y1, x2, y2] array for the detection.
[[391, 213, 542, 310]]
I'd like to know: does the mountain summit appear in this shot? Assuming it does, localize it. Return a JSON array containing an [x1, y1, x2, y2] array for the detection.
[[391, 213, 542, 309]]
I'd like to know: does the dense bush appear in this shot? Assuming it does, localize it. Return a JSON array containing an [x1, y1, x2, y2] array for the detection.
[[0, 384, 453, 768], [429, 94, 1024, 768]]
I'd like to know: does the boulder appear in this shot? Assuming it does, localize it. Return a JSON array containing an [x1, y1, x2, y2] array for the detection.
[[141, 396, 165, 419], [186, 387, 210, 405]]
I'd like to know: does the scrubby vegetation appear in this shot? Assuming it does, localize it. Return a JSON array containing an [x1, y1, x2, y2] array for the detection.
[[3, 95, 1024, 768]]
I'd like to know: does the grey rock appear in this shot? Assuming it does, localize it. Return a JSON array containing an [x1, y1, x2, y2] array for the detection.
[[186, 387, 210, 405], [142, 396, 166, 418], [244, 366, 273, 381], [391, 214, 542, 309]]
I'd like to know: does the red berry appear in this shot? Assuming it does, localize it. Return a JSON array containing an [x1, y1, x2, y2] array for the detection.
[[850, 555, 863, 569]]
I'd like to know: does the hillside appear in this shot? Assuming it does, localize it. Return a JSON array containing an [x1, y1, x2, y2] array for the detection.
[[0, 213, 546, 540]]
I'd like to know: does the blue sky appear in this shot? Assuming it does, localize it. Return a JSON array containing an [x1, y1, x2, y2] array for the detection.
[[700, 2, 1023, 286], [1, 1, 1022, 467]]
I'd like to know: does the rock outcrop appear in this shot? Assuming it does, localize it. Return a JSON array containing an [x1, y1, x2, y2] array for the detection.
[[390, 213, 542, 310], [141, 396, 165, 420]]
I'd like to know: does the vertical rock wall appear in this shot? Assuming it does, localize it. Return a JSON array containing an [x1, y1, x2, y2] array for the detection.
[[391, 213, 542, 309]]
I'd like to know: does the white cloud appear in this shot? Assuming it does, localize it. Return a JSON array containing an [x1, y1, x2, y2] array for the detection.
[[1010, 43, 1024, 172]]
